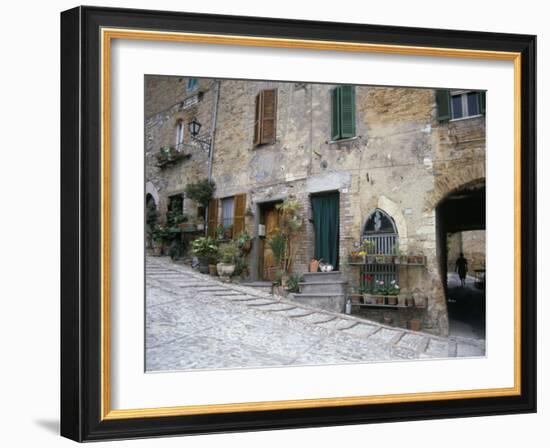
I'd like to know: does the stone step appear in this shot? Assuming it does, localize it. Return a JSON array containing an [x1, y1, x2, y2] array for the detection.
[[289, 292, 346, 313], [301, 271, 343, 283], [239, 282, 273, 294], [298, 281, 347, 294]]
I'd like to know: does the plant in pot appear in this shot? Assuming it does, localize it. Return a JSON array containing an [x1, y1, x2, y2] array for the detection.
[[184, 179, 216, 209], [274, 198, 303, 284], [386, 280, 401, 305], [233, 255, 249, 279], [267, 231, 286, 283], [285, 274, 301, 294], [215, 225, 225, 241], [208, 252, 219, 276], [151, 224, 170, 256], [217, 242, 239, 279], [190, 236, 218, 274], [145, 200, 159, 250], [236, 231, 252, 253]]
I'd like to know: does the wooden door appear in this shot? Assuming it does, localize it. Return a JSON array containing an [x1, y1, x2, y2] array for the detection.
[[261, 205, 280, 280]]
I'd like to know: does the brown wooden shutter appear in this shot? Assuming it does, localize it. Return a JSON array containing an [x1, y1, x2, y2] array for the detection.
[[232, 194, 247, 237], [207, 198, 219, 238], [260, 89, 277, 144], [253, 92, 262, 146]]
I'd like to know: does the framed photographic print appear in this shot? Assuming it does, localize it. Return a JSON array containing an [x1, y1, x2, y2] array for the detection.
[[60, 6, 536, 442]]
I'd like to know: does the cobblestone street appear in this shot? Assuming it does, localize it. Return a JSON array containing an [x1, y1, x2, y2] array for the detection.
[[146, 257, 485, 372]]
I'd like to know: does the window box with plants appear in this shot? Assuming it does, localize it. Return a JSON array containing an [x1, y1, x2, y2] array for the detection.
[[361, 280, 402, 306], [348, 250, 366, 265], [155, 145, 190, 168]]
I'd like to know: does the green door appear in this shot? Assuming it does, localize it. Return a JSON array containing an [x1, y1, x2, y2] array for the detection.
[[311, 192, 340, 269]]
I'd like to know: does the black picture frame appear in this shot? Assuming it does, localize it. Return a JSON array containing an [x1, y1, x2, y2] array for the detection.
[[61, 5, 536, 442]]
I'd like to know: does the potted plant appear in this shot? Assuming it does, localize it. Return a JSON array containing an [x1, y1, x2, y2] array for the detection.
[[267, 232, 286, 283], [409, 319, 422, 332], [285, 274, 301, 293], [223, 224, 233, 240], [386, 280, 401, 305], [184, 179, 216, 208], [236, 231, 252, 253], [217, 242, 239, 278], [233, 256, 249, 279], [309, 258, 320, 272], [190, 236, 218, 274], [207, 246, 219, 276], [151, 224, 170, 256]]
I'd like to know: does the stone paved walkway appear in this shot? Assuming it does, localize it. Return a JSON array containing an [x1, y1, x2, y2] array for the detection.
[[145, 257, 485, 372]]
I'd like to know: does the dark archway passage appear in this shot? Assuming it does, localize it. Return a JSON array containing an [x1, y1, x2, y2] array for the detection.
[[436, 181, 485, 341]]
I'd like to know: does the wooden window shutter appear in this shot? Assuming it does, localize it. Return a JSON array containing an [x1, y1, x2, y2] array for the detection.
[[232, 194, 247, 237], [340, 85, 356, 138], [331, 87, 341, 140], [436, 89, 451, 121], [253, 89, 277, 146], [479, 91, 486, 114], [260, 89, 277, 144], [253, 92, 262, 146], [207, 198, 219, 238]]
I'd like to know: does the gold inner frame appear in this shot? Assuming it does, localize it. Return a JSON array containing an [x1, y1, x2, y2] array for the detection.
[[100, 27, 522, 420]]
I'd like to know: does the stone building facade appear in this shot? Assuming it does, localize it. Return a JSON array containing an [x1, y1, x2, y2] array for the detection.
[[145, 76, 486, 336]]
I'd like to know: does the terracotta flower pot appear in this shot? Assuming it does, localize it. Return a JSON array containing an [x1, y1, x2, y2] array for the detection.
[[241, 239, 252, 253], [386, 296, 398, 306], [309, 259, 320, 272], [208, 264, 218, 276], [409, 319, 422, 332]]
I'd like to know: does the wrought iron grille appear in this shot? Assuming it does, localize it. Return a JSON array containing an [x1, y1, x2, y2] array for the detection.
[[360, 209, 399, 291]]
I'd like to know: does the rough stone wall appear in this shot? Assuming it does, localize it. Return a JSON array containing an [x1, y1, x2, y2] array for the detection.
[[448, 230, 486, 272], [145, 77, 486, 336], [145, 77, 218, 220]]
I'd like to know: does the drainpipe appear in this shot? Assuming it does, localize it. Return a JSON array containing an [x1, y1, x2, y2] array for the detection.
[[205, 80, 220, 236], [208, 80, 220, 181]]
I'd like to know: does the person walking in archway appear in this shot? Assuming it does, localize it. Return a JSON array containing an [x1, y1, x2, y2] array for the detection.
[[455, 252, 468, 288]]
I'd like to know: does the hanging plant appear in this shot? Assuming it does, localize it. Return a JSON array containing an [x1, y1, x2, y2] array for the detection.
[[184, 179, 216, 207]]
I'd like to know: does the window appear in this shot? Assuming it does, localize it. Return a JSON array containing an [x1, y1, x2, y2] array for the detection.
[[207, 194, 247, 239], [436, 89, 486, 122], [361, 209, 399, 291], [186, 78, 198, 91], [253, 89, 277, 146], [167, 194, 184, 226], [331, 85, 356, 141], [175, 120, 184, 147], [221, 197, 235, 229], [451, 91, 482, 119]]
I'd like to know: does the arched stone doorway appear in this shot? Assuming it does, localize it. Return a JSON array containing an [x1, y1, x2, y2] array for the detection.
[[145, 193, 158, 249], [436, 179, 485, 341]]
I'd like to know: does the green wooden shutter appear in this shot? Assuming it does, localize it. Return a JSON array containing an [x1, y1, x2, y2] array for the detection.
[[340, 85, 356, 138], [436, 89, 451, 122], [331, 87, 341, 140], [479, 91, 486, 114]]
